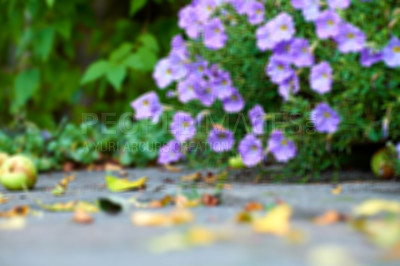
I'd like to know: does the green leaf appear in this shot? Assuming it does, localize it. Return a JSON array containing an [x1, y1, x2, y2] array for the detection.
[[123, 53, 144, 70], [34, 27, 55, 61], [12, 69, 40, 113], [45, 0, 56, 8], [139, 33, 159, 53], [106, 65, 126, 91], [136, 46, 158, 71], [81, 60, 109, 85], [109, 43, 133, 63], [130, 0, 147, 17], [105, 175, 147, 192]]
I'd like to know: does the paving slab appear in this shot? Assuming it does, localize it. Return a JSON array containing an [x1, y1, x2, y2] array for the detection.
[[0, 168, 399, 266]]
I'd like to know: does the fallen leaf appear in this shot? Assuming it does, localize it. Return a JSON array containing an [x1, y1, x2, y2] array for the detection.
[[203, 171, 228, 184], [363, 219, 400, 248], [201, 193, 220, 207], [236, 211, 253, 223], [0, 205, 30, 218], [0, 193, 8, 204], [308, 245, 361, 266], [245, 202, 264, 211], [132, 209, 194, 227], [285, 229, 308, 245], [62, 162, 74, 173], [105, 175, 147, 192], [164, 164, 182, 173], [331, 184, 342, 195], [149, 195, 173, 208], [181, 172, 202, 182], [51, 174, 75, 196], [252, 204, 292, 235], [36, 200, 98, 213], [187, 226, 216, 245], [0, 218, 26, 231], [382, 242, 400, 261], [313, 210, 346, 226], [73, 210, 93, 224], [353, 199, 400, 217], [104, 162, 123, 172], [175, 195, 200, 208]]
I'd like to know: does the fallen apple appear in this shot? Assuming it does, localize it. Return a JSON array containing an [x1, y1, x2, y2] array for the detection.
[[229, 155, 245, 169], [0, 155, 38, 190], [0, 153, 9, 168], [371, 148, 395, 179]]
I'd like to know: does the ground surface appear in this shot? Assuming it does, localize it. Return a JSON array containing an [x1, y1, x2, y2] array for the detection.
[[0, 168, 399, 266]]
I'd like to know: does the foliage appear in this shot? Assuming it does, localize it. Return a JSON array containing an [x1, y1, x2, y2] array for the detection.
[[0, 0, 187, 129]]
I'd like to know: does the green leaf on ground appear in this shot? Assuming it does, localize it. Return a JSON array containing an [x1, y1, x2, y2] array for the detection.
[[105, 175, 147, 192]]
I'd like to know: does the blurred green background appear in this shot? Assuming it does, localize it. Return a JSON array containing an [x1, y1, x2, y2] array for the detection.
[[0, 0, 187, 129], [0, 0, 188, 170]]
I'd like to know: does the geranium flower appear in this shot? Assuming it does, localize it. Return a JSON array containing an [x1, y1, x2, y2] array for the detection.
[[315, 10, 342, 39], [310, 61, 333, 94], [239, 134, 263, 167], [222, 88, 244, 113], [170, 112, 196, 142], [382, 37, 400, 68], [177, 75, 199, 103], [158, 140, 182, 164], [360, 48, 382, 67], [203, 18, 228, 50], [208, 127, 234, 152], [311, 102, 341, 133], [334, 23, 366, 53], [291, 38, 314, 67], [267, 130, 297, 162], [194, 80, 216, 106], [256, 22, 277, 51], [246, 1, 265, 25], [269, 13, 295, 42], [266, 56, 294, 84], [131, 92, 163, 123], [249, 105, 265, 135]]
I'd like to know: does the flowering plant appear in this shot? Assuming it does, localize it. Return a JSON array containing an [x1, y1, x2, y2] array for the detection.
[[131, 0, 400, 176]]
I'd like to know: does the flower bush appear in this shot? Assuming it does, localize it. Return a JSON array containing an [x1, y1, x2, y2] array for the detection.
[[131, 0, 400, 176]]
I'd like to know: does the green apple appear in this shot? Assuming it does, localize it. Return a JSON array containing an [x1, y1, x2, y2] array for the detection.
[[0, 152, 9, 168], [229, 155, 245, 169], [0, 155, 38, 190], [371, 148, 395, 179]]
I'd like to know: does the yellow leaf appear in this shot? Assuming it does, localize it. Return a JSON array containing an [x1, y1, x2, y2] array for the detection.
[[51, 175, 75, 196], [353, 199, 400, 216], [131, 209, 194, 227], [164, 164, 182, 173], [187, 227, 216, 246], [0, 205, 30, 218], [252, 204, 292, 235], [364, 219, 400, 248], [0, 217, 26, 231], [36, 200, 98, 213], [331, 184, 342, 195], [105, 175, 147, 192], [0, 193, 8, 204]]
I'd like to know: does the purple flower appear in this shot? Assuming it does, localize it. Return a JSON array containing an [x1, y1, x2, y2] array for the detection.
[[222, 88, 244, 113], [168, 53, 189, 81], [278, 73, 300, 101], [249, 105, 265, 135], [246, 1, 265, 25], [189, 57, 209, 77], [310, 61, 333, 94], [170, 111, 196, 142], [273, 40, 294, 63], [208, 127, 234, 152], [178, 5, 203, 39], [131, 92, 163, 123], [292, 0, 320, 21], [315, 10, 342, 39], [194, 80, 216, 106], [360, 48, 382, 67], [231, 0, 253, 15], [198, 0, 218, 21], [267, 130, 297, 163], [269, 13, 295, 42], [177, 75, 199, 103], [238, 134, 263, 167], [212, 70, 234, 99], [396, 143, 400, 160], [255, 22, 277, 51], [327, 0, 350, 10], [291, 38, 314, 67], [266, 56, 294, 84], [311, 102, 341, 133], [153, 58, 175, 89], [158, 140, 182, 164], [334, 23, 366, 53], [170, 35, 188, 58], [382, 37, 400, 68], [203, 18, 228, 50]]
